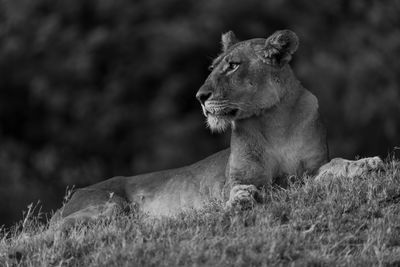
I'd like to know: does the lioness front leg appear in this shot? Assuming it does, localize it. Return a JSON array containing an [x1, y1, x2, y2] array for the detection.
[[315, 156, 383, 182], [226, 184, 259, 210], [224, 157, 271, 210]]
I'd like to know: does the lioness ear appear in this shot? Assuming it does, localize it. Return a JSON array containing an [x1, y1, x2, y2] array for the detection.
[[263, 30, 299, 65], [221, 31, 239, 52]]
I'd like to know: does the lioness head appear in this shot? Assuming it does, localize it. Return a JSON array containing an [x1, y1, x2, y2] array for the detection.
[[196, 30, 299, 132]]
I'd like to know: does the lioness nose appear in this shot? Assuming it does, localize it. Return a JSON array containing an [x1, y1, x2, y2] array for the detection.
[[196, 91, 212, 105]]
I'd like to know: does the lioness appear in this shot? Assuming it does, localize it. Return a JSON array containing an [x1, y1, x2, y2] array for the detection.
[[54, 30, 382, 225]]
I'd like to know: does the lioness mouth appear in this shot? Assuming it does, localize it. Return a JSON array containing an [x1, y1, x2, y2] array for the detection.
[[206, 108, 238, 117]]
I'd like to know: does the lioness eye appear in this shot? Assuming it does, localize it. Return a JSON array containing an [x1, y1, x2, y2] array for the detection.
[[226, 62, 240, 74], [228, 62, 240, 70]]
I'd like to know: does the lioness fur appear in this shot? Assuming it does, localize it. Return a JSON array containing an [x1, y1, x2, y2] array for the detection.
[[54, 30, 382, 225]]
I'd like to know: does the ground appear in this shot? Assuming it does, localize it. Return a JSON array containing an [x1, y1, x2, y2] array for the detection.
[[1, 158, 400, 266]]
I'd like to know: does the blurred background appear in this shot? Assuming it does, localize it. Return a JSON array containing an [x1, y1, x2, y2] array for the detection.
[[0, 0, 399, 227]]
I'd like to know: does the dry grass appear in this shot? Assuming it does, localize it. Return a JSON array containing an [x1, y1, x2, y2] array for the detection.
[[2, 158, 400, 266]]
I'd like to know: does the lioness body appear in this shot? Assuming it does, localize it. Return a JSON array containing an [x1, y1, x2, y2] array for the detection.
[[56, 30, 380, 224], [60, 79, 326, 219]]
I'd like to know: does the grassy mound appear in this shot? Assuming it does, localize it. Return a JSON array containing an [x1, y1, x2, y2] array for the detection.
[[2, 159, 400, 266]]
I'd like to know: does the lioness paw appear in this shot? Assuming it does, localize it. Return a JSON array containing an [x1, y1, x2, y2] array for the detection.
[[226, 184, 258, 210], [315, 156, 384, 182]]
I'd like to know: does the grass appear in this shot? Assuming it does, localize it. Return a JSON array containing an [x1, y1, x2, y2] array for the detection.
[[2, 158, 400, 266]]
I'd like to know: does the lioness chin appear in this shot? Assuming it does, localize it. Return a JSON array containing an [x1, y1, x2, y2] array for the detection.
[[52, 30, 383, 226]]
